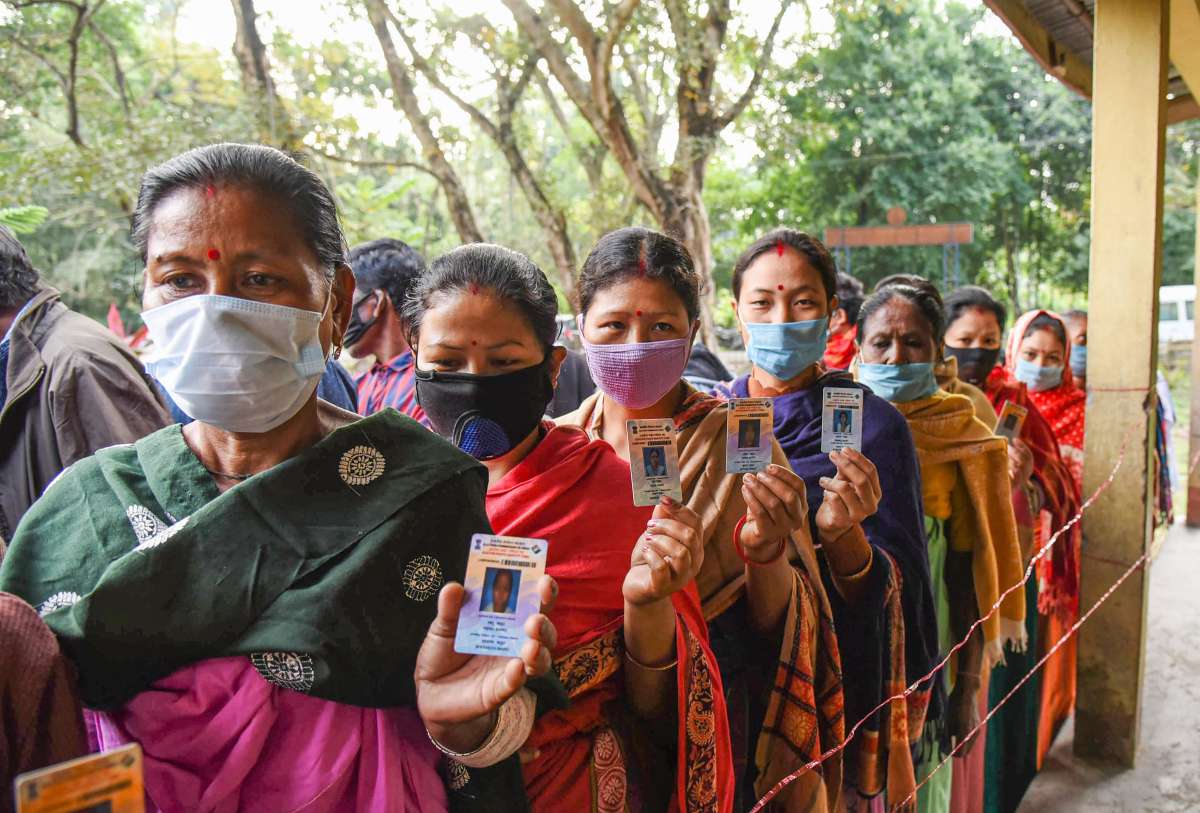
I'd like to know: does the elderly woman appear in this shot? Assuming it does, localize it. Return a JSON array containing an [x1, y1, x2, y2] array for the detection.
[[855, 280, 1025, 813], [0, 144, 558, 812]]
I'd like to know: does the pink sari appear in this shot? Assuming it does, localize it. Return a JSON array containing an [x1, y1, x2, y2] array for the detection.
[[90, 656, 446, 812]]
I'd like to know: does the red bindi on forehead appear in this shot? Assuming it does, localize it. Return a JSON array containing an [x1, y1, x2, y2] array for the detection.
[[777, 285, 784, 291], [636, 310, 643, 316], [206, 248, 221, 261]]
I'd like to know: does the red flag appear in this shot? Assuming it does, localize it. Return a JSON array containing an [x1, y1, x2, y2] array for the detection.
[[107, 303, 126, 338]]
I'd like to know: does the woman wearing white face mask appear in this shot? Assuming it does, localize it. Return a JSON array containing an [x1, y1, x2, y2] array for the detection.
[[0, 144, 560, 812]]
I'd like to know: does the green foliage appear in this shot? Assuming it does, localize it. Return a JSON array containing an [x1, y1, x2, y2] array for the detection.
[[707, 0, 1099, 321], [0, 205, 49, 234], [1, 0, 1194, 330]]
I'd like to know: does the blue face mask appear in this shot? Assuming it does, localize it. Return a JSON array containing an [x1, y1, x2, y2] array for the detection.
[[1015, 357, 1064, 392], [1069, 344, 1087, 378], [857, 362, 938, 403], [743, 318, 829, 381]]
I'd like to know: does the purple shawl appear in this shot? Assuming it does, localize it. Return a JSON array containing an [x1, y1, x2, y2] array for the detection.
[[724, 373, 942, 737]]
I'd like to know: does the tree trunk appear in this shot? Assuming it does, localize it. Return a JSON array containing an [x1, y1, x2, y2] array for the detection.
[[364, 0, 484, 244], [230, 0, 295, 148], [662, 185, 718, 348]]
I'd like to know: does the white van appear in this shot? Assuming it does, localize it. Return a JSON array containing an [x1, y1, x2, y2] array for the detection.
[[1159, 285, 1195, 344]]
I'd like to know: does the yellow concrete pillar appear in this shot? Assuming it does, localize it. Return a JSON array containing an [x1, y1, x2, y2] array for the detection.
[[1076, 0, 1168, 767]]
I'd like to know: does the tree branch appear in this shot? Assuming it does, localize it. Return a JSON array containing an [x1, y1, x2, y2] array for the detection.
[[714, 0, 792, 130], [87, 18, 130, 116], [313, 149, 438, 179]]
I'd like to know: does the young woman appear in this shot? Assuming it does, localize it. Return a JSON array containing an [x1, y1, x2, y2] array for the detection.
[[856, 280, 1026, 813], [404, 242, 734, 812], [719, 229, 942, 812], [942, 289, 1081, 813], [559, 227, 845, 812], [0, 144, 559, 812], [1009, 310, 1086, 493]]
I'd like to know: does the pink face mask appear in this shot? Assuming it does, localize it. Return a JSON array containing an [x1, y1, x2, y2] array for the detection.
[[579, 329, 692, 409]]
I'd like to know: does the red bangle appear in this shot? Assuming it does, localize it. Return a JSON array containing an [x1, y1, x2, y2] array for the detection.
[[733, 514, 787, 566]]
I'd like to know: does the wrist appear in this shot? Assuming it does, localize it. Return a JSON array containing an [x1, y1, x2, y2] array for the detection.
[[734, 515, 787, 566], [426, 709, 497, 755]]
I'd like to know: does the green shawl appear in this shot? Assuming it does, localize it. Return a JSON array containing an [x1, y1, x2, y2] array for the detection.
[[0, 410, 489, 709]]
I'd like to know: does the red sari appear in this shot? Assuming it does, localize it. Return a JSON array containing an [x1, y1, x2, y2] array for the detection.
[[486, 423, 734, 813]]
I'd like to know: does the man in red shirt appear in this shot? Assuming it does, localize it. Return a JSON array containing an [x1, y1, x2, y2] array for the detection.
[[823, 271, 864, 370], [344, 238, 430, 424]]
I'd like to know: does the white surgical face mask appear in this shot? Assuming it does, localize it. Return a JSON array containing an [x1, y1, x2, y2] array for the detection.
[[142, 293, 329, 433]]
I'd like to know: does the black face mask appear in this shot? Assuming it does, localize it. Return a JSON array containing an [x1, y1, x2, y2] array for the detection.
[[342, 292, 379, 349], [944, 345, 1000, 386], [415, 359, 554, 460]]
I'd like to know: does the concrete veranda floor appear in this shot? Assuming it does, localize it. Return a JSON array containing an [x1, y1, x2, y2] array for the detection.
[[1018, 521, 1200, 813]]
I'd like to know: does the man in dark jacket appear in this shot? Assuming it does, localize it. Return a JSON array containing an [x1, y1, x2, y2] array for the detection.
[[0, 227, 170, 545]]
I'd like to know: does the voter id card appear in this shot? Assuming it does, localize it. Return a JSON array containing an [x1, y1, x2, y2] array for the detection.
[[995, 401, 1028, 441], [726, 398, 774, 474], [627, 418, 683, 506], [821, 387, 863, 453], [454, 534, 547, 658], [15, 743, 144, 813]]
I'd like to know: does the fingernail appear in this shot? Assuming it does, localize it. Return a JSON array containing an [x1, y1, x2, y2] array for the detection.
[[819, 477, 830, 486], [743, 474, 754, 484]]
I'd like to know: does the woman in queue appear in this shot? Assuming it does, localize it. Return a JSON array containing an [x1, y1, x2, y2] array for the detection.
[[720, 229, 942, 811], [941, 288, 1080, 813], [0, 144, 559, 812], [559, 228, 845, 812], [404, 242, 734, 811], [855, 280, 1025, 813], [1005, 308, 1085, 774]]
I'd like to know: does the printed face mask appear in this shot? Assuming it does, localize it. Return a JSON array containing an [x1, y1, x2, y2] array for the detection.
[[342, 292, 379, 348], [415, 359, 554, 460], [1014, 357, 1064, 392], [943, 345, 1000, 387], [743, 318, 828, 381], [142, 294, 328, 434], [857, 362, 938, 403], [579, 326, 691, 410], [1069, 344, 1087, 378]]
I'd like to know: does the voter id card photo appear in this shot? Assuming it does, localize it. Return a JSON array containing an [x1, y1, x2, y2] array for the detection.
[[726, 398, 774, 474], [454, 534, 548, 658], [627, 418, 683, 506], [821, 387, 864, 453], [995, 401, 1029, 441], [15, 743, 144, 813]]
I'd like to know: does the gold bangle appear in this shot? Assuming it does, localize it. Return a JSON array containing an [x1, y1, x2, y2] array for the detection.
[[624, 649, 678, 671], [834, 546, 873, 583]]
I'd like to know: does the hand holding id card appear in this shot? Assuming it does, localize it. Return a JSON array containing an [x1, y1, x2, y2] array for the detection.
[[726, 398, 774, 474], [628, 419, 684, 506], [454, 534, 548, 658], [15, 744, 144, 813], [995, 401, 1028, 441], [821, 387, 863, 453]]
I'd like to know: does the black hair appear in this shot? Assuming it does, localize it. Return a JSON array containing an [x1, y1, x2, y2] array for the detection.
[[131, 143, 347, 277], [0, 226, 40, 309], [944, 285, 1007, 331], [836, 271, 865, 324], [732, 228, 837, 302], [1062, 309, 1087, 325], [348, 238, 426, 309], [857, 282, 946, 344], [403, 243, 559, 353], [1023, 312, 1068, 350], [577, 227, 700, 322]]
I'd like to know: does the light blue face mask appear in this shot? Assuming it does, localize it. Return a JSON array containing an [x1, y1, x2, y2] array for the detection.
[[857, 362, 938, 403], [1015, 357, 1064, 392], [1069, 344, 1087, 378], [743, 318, 828, 381]]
